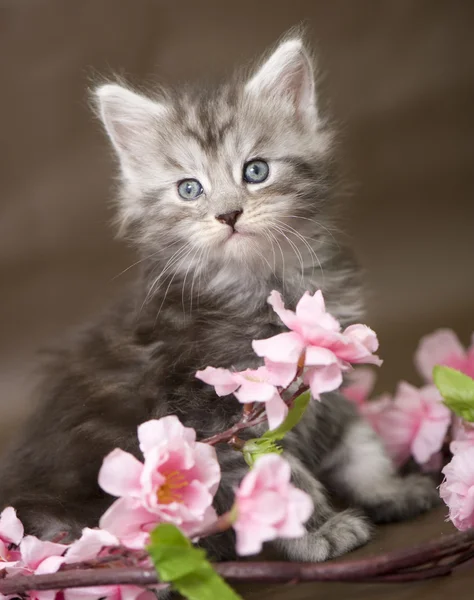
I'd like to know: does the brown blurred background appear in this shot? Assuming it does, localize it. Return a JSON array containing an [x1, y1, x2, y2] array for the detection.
[[1, 1, 474, 598]]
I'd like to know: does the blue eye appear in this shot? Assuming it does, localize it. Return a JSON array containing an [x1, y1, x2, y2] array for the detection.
[[243, 159, 269, 184], [177, 179, 203, 200]]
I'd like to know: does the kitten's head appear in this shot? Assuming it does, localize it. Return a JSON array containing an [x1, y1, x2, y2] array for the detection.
[[95, 36, 338, 289]]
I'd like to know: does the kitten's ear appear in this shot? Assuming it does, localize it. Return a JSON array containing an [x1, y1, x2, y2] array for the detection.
[[246, 38, 318, 127], [95, 84, 166, 180]]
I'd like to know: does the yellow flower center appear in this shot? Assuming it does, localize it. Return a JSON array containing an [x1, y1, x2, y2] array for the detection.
[[157, 470, 189, 504]]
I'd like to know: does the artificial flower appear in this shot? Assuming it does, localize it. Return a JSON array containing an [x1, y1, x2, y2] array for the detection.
[[342, 367, 377, 407], [450, 417, 474, 454], [63, 528, 155, 600], [440, 447, 474, 531], [415, 329, 474, 382], [0, 507, 23, 569], [233, 454, 313, 556], [196, 363, 293, 429], [99, 416, 221, 548], [19, 535, 69, 600], [373, 382, 451, 466], [252, 291, 381, 399]]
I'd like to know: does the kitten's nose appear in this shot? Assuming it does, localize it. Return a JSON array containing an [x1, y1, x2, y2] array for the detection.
[[215, 209, 243, 230]]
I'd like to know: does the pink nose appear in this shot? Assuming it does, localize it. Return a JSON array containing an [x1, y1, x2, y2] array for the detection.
[[215, 209, 243, 229]]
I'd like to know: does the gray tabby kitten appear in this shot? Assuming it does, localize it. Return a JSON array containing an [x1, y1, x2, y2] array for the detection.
[[0, 36, 438, 561]]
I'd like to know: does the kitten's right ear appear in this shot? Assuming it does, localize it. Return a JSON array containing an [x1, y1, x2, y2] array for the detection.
[[95, 84, 166, 180], [246, 38, 318, 129]]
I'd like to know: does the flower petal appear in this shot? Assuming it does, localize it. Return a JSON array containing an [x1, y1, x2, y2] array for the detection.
[[264, 360, 297, 388], [265, 392, 289, 430], [0, 507, 24, 545], [98, 449, 143, 498], [295, 290, 340, 332], [342, 367, 377, 406], [20, 536, 68, 571], [304, 363, 343, 399], [304, 346, 338, 367], [138, 416, 196, 454], [252, 332, 305, 364], [195, 367, 239, 397], [99, 498, 157, 549], [415, 329, 466, 382], [234, 379, 277, 404], [65, 528, 119, 564], [267, 291, 299, 331]]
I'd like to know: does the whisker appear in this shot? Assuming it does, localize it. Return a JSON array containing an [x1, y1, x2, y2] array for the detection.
[[286, 214, 339, 248], [271, 223, 305, 284], [274, 219, 325, 284], [186, 245, 204, 315], [141, 242, 192, 311], [154, 245, 195, 324], [274, 220, 321, 279], [260, 230, 277, 276], [266, 228, 285, 282]]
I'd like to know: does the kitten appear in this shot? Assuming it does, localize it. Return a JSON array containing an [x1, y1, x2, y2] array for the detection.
[[0, 35, 438, 560]]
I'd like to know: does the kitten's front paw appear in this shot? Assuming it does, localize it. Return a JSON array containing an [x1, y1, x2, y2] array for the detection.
[[314, 508, 373, 560], [366, 474, 441, 524], [277, 508, 372, 562]]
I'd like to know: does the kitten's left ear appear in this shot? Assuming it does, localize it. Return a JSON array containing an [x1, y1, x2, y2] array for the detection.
[[246, 38, 318, 128], [95, 83, 166, 182]]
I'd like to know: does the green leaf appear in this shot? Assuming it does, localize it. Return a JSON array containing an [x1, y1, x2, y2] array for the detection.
[[433, 366, 474, 422], [262, 389, 311, 441], [171, 565, 242, 600], [242, 437, 283, 467], [147, 524, 242, 600], [242, 390, 311, 466]]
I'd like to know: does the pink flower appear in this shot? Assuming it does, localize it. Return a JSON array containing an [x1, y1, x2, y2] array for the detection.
[[99, 416, 221, 548], [373, 382, 451, 466], [233, 454, 313, 556], [415, 329, 474, 382], [19, 535, 69, 600], [196, 363, 294, 429], [0, 507, 24, 569], [440, 447, 474, 531], [61, 528, 155, 600], [450, 417, 474, 454], [63, 527, 118, 564], [359, 394, 393, 434], [342, 367, 377, 407], [252, 291, 381, 399]]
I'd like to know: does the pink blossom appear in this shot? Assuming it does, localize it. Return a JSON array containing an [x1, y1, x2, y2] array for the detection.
[[233, 454, 313, 556], [19, 535, 69, 600], [61, 528, 156, 600], [440, 447, 474, 531], [63, 527, 118, 564], [373, 382, 451, 466], [252, 291, 381, 399], [0, 507, 24, 570], [99, 416, 221, 548], [196, 363, 294, 429], [450, 417, 474, 454], [359, 394, 393, 434], [342, 367, 377, 407], [415, 329, 474, 382]]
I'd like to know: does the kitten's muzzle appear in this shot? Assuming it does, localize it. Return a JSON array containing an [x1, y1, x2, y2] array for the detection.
[[215, 209, 243, 230]]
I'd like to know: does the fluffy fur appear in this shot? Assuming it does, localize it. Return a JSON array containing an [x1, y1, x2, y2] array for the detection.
[[0, 35, 438, 560]]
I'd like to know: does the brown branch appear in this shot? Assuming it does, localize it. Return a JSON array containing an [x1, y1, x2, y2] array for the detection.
[[1, 530, 473, 595], [201, 384, 309, 446]]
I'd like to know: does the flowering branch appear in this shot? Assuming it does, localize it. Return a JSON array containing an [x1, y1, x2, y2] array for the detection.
[[1, 530, 473, 596], [201, 383, 309, 447], [7, 292, 474, 600]]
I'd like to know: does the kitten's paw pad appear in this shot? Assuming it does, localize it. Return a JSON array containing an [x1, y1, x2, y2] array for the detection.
[[367, 474, 440, 524], [314, 509, 373, 560]]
